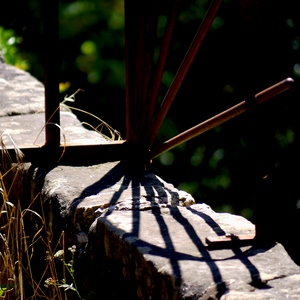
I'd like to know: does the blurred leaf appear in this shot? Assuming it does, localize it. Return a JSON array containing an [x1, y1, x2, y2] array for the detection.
[[178, 181, 200, 195], [190, 146, 206, 167], [81, 40, 97, 55], [276, 128, 295, 148], [0, 26, 29, 70], [209, 148, 225, 170], [159, 151, 175, 166]]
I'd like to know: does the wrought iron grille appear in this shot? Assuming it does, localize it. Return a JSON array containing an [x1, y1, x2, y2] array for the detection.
[[1, 0, 295, 247], [2, 0, 293, 168]]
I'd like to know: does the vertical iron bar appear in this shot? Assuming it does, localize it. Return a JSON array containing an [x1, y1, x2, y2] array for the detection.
[[43, 0, 60, 147], [124, 1, 157, 145], [133, 8, 149, 142], [136, 4, 158, 142], [146, 0, 223, 149], [124, 0, 137, 143]]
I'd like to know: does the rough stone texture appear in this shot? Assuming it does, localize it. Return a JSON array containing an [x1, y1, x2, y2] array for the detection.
[[0, 56, 45, 116], [0, 111, 109, 147], [35, 161, 195, 235], [35, 160, 300, 299], [0, 52, 111, 147], [84, 199, 300, 299], [1, 53, 300, 300]]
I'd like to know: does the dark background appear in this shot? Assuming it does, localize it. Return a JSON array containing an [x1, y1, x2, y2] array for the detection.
[[1, 0, 300, 262]]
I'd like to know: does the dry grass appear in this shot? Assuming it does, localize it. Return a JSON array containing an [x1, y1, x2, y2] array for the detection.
[[0, 138, 83, 300], [0, 91, 119, 299], [62, 89, 123, 142]]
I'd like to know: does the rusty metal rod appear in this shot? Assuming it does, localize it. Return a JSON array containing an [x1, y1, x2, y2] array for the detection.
[[43, 0, 60, 147], [149, 78, 294, 160], [135, 6, 158, 141], [145, 0, 181, 132], [146, 0, 223, 149], [124, 0, 137, 142], [141, 13, 157, 124], [2, 142, 125, 166]]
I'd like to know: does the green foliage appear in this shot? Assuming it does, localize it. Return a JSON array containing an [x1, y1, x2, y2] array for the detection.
[[0, 284, 13, 297], [45, 245, 85, 300], [0, 27, 29, 70], [0, 155, 86, 299], [59, 0, 125, 88]]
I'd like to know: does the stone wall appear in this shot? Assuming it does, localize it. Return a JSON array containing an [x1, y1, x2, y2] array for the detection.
[[1, 55, 300, 299]]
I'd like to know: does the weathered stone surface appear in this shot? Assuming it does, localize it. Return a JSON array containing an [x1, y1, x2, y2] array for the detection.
[[2, 56, 300, 300], [0, 111, 109, 147], [0, 55, 110, 146], [36, 161, 195, 234], [85, 203, 300, 299], [0, 56, 45, 116], [36, 160, 300, 299]]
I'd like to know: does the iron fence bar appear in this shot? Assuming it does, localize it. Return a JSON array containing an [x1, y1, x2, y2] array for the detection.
[[124, 0, 137, 143], [133, 3, 156, 142], [146, 0, 223, 150], [42, 0, 60, 148], [136, 5, 158, 141], [124, 1, 160, 145], [2, 142, 124, 166], [149, 78, 294, 160], [144, 0, 180, 144]]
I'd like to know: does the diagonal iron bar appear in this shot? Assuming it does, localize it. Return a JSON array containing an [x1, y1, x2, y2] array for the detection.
[[144, 0, 181, 138], [149, 78, 294, 160], [146, 0, 223, 150]]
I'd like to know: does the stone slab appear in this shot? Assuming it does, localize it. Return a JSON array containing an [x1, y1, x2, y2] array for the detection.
[[36, 160, 300, 299], [0, 53, 113, 147], [87, 204, 300, 299], [36, 161, 195, 232], [2, 55, 300, 299], [0, 111, 109, 147], [0, 57, 45, 116]]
